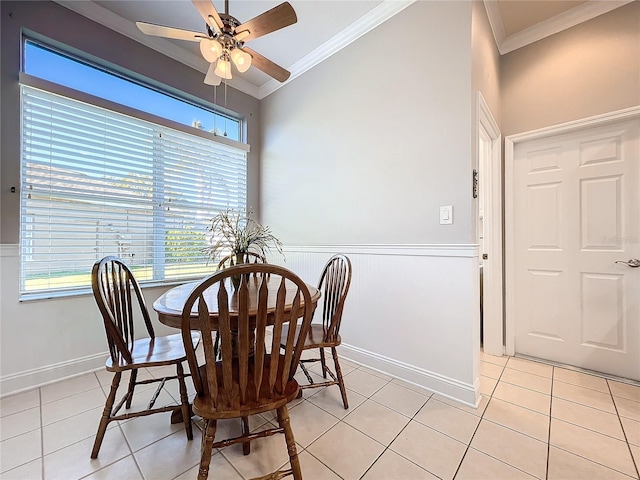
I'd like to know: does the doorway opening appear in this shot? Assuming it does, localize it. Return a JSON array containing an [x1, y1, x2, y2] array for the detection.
[[476, 92, 503, 356]]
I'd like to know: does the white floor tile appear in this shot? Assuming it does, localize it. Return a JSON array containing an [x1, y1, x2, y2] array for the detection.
[[287, 400, 340, 448], [343, 399, 410, 446], [0, 390, 40, 418], [4, 354, 640, 480], [369, 382, 429, 417], [414, 399, 481, 444], [307, 422, 385, 480], [390, 420, 466, 480], [1, 429, 42, 474], [134, 428, 202, 480], [0, 407, 40, 442], [362, 449, 438, 479]]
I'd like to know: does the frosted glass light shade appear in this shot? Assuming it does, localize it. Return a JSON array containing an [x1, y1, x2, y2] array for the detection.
[[230, 48, 252, 73], [204, 62, 222, 86], [200, 38, 222, 63], [214, 58, 233, 79]]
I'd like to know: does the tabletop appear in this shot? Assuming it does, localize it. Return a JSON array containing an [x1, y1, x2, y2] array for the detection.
[[153, 275, 321, 330]]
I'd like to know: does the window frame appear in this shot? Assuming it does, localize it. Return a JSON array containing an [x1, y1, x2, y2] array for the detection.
[[19, 38, 250, 301]]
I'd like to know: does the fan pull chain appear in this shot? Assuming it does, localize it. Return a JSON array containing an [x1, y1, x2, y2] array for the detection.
[[213, 84, 217, 136], [224, 79, 228, 137]]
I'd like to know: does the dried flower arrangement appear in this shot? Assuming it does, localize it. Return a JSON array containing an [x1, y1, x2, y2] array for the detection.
[[202, 208, 284, 265]]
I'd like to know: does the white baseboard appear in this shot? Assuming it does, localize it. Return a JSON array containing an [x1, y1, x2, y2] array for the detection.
[[0, 352, 106, 397], [339, 344, 477, 406]]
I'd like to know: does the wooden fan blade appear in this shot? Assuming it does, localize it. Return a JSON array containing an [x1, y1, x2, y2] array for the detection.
[[243, 47, 290, 82], [235, 2, 297, 42], [136, 22, 205, 42], [192, 0, 224, 33]]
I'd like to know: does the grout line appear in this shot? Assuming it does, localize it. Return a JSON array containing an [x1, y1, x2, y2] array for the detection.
[[452, 361, 506, 479], [545, 366, 555, 479], [514, 354, 640, 387], [39, 386, 45, 480], [607, 378, 640, 479], [358, 394, 440, 480]]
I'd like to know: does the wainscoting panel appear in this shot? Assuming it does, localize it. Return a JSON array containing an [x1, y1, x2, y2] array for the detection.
[[274, 244, 481, 406], [1, 243, 480, 406]]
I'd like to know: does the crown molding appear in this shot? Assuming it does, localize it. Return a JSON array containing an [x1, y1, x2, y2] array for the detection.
[[54, 0, 260, 98], [55, 0, 413, 100], [258, 0, 416, 99], [483, 1, 506, 51], [484, 0, 634, 55]]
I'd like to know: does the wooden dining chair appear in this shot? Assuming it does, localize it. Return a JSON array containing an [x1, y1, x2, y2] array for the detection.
[[280, 254, 352, 409], [90, 256, 200, 459], [180, 263, 314, 480], [215, 250, 267, 357]]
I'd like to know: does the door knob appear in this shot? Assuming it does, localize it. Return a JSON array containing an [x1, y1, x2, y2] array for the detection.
[[615, 259, 640, 268]]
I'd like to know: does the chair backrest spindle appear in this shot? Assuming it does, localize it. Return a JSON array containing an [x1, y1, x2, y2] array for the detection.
[[92, 256, 156, 366], [319, 255, 352, 343], [182, 264, 314, 411]]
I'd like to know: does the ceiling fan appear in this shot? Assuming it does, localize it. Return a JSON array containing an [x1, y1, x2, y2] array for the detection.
[[136, 0, 297, 85]]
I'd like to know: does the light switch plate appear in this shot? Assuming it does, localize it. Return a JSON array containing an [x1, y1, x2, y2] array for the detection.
[[440, 206, 453, 225]]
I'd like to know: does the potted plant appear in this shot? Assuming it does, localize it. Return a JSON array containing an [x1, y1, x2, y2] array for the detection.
[[203, 208, 284, 275]]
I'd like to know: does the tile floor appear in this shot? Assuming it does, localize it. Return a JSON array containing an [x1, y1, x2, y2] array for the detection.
[[1, 350, 639, 480]]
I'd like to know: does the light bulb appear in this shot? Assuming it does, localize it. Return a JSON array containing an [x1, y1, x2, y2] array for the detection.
[[214, 58, 233, 79], [230, 48, 252, 73], [200, 38, 222, 63], [204, 62, 222, 86]]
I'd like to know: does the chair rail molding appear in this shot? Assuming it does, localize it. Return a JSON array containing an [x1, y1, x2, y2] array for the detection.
[[282, 243, 479, 257], [0, 243, 19, 257]]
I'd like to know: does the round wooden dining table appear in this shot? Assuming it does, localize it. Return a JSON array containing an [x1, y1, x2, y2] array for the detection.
[[153, 274, 320, 426], [153, 275, 321, 330]]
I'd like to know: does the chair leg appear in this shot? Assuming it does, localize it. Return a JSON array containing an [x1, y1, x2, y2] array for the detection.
[[198, 419, 217, 480], [332, 347, 349, 409], [176, 362, 193, 440], [319, 347, 328, 378], [241, 416, 251, 455], [91, 371, 121, 458], [277, 405, 302, 480], [125, 369, 137, 409]]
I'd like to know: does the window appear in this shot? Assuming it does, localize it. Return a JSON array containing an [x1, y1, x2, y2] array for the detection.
[[24, 41, 241, 140], [20, 39, 248, 297]]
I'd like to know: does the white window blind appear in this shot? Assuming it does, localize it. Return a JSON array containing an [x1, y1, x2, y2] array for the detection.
[[20, 85, 247, 296]]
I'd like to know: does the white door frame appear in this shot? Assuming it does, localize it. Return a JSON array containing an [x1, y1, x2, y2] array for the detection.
[[477, 92, 503, 356], [504, 106, 640, 356]]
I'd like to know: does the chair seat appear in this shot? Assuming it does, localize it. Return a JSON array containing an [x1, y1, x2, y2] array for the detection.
[[106, 332, 200, 371], [193, 355, 300, 419], [281, 323, 341, 349]]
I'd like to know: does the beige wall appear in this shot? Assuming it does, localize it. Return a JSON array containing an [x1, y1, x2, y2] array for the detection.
[[0, 1, 259, 390], [472, 1, 501, 126], [0, 1, 261, 246], [501, 1, 640, 136], [260, 1, 482, 404], [471, 0, 501, 238], [261, 1, 475, 246]]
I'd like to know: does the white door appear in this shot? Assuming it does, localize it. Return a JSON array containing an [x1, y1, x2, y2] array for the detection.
[[511, 117, 640, 380]]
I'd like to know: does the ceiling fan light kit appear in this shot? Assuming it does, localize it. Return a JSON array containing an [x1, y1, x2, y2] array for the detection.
[[200, 38, 222, 63], [213, 55, 233, 79], [136, 0, 297, 84], [230, 48, 251, 73], [204, 63, 222, 86]]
